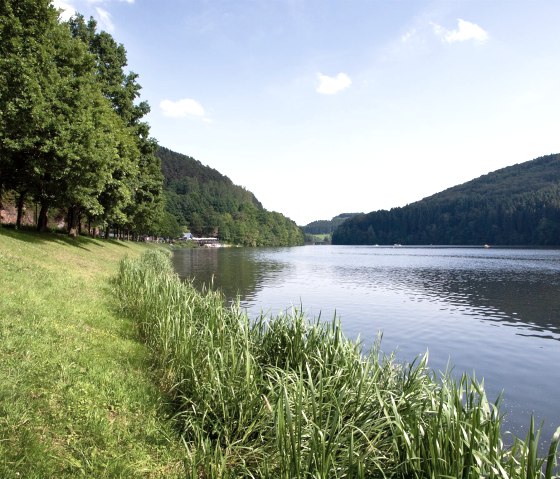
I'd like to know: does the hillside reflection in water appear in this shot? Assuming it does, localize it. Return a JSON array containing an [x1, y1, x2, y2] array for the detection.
[[172, 245, 560, 445]]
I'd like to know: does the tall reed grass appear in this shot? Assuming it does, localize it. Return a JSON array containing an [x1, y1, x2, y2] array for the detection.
[[115, 250, 560, 478]]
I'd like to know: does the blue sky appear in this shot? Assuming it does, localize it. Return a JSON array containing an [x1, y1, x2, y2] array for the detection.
[[53, 0, 560, 226]]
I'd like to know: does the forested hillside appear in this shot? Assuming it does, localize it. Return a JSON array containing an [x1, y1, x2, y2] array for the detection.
[[333, 154, 560, 245], [158, 147, 304, 246], [303, 213, 360, 234]]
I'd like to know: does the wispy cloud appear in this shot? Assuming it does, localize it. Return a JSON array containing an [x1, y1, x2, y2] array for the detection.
[[160, 98, 210, 122], [95, 7, 114, 31], [52, 0, 76, 20], [432, 19, 489, 44], [53, 0, 134, 27], [316, 72, 352, 95], [401, 28, 417, 43], [86, 0, 135, 3]]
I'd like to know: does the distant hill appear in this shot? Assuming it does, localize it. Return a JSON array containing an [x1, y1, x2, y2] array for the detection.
[[157, 147, 304, 246], [302, 213, 361, 234], [332, 154, 560, 246]]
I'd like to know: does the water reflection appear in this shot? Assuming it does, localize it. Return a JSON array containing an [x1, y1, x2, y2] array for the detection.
[[171, 247, 293, 304]]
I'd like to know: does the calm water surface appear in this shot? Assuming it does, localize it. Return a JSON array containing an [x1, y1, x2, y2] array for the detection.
[[172, 245, 560, 444]]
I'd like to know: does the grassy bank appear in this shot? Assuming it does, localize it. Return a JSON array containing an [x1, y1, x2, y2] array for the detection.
[[116, 250, 559, 478], [0, 228, 185, 478], [3, 229, 559, 478]]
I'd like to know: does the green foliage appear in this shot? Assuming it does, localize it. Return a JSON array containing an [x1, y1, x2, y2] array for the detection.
[[0, 2, 164, 236], [116, 250, 560, 478], [154, 210, 183, 239], [158, 146, 304, 246], [333, 154, 560, 245], [303, 213, 360, 235], [1, 4, 298, 243]]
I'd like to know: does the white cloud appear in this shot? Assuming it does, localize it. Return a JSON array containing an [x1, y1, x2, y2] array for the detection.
[[52, 0, 76, 20], [53, 0, 134, 30], [95, 7, 114, 31], [316, 72, 352, 95], [160, 98, 208, 119], [432, 19, 489, 44], [401, 28, 417, 43], [87, 0, 135, 3]]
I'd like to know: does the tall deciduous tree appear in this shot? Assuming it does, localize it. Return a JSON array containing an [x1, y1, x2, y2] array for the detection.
[[68, 14, 164, 237], [0, 0, 59, 228]]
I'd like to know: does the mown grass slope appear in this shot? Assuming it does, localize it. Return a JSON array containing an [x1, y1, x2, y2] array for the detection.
[[0, 228, 185, 478]]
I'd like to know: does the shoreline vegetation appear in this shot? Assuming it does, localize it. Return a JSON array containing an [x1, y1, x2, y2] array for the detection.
[[116, 249, 559, 478]]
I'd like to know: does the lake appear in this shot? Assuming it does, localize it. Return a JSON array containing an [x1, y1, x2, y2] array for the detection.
[[171, 245, 560, 446]]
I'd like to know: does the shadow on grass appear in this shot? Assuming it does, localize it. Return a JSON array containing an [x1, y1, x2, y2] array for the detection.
[[0, 225, 132, 251]]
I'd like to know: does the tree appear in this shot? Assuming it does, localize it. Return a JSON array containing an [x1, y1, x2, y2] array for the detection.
[[0, 0, 60, 228], [1, 1, 152, 236], [68, 14, 163, 237], [23, 11, 119, 234]]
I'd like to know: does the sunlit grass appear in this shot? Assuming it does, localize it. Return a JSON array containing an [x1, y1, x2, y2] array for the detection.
[[0, 228, 185, 478], [116, 249, 560, 478]]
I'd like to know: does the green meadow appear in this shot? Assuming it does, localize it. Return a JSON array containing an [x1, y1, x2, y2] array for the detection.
[[0, 228, 184, 478]]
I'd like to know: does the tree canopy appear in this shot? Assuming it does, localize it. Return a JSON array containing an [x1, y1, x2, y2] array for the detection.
[[0, 1, 163, 237]]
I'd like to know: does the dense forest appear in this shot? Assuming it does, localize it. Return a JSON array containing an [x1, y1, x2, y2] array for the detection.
[[158, 147, 304, 246], [303, 213, 360, 235], [333, 154, 560, 246], [0, 2, 168, 238]]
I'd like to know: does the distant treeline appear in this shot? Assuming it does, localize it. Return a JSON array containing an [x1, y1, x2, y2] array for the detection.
[[303, 213, 360, 235], [333, 154, 560, 246], [158, 147, 304, 246], [0, 3, 170, 238]]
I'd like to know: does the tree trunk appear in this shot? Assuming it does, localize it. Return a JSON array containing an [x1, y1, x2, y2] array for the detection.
[[16, 191, 26, 229], [37, 203, 49, 232], [67, 205, 79, 237], [104, 226, 110, 240], [0, 182, 4, 227]]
